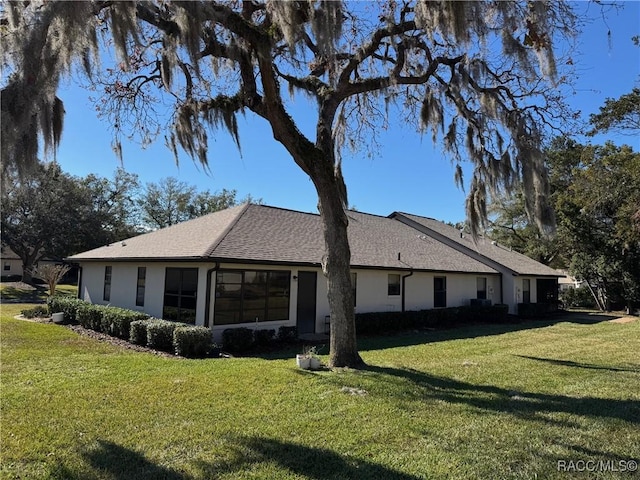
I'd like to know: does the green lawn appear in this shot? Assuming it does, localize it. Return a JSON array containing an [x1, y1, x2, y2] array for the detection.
[[0, 282, 78, 303], [1, 304, 638, 479]]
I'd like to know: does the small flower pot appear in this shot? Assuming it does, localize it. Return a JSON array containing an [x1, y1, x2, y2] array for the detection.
[[309, 357, 322, 370], [296, 354, 311, 370]]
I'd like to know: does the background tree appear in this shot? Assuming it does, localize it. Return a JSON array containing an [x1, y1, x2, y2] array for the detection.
[[138, 176, 255, 229], [1, 1, 580, 367], [83, 168, 143, 238], [32, 263, 71, 296], [588, 87, 640, 136], [488, 139, 640, 312], [0, 163, 115, 283]]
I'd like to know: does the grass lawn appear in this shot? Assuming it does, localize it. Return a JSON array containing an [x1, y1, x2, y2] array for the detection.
[[0, 282, 78, 303], [1, 304, 638, 479]]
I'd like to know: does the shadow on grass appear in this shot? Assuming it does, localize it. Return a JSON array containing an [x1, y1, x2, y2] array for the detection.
[[0, 285, 47, 303], [48, 440, 188, 480], [361, 365, 639, 426], [197, 436, 422, 480], [514, 355, 640, 373], [55, 437, 420, 480], [254, 311, 627, 360]]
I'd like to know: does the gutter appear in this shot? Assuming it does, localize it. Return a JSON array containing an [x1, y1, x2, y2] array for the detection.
[[204, 262, 220, 328]]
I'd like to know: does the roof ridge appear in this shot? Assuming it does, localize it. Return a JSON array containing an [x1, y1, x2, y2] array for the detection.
[[202, 202, 252, 257]]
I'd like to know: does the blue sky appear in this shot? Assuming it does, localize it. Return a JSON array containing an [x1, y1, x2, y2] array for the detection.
[[52, 2, 639, 224]]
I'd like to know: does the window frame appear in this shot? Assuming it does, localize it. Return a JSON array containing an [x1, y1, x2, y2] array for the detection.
[[434, 276, 447, 308], [135, 267, 146, 307], [477, 277, 487, 300], [163, 267, 198, 324], [214, 269, 291, 326], [388, 273, 401, 296], [522, 278, 531, 304], [103, 266, 112, 301]]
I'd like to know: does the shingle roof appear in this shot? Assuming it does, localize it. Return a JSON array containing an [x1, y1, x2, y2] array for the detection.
[[67, 203, 249, 261], [392, 212, 561, 277], [68, 204, 497, 274]]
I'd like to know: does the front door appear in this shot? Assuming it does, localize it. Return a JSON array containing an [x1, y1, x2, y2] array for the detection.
[[296, 271, 317, 335]]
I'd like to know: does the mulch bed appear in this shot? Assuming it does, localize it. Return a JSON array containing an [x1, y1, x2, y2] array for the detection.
[[16, 315, 179, 359]]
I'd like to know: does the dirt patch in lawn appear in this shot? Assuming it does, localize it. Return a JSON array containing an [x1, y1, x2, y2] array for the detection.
[[609, 316, 638, 324]]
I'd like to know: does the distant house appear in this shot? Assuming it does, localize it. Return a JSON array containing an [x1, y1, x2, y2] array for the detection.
[[0, 245, 59, 280], [67, 204, 561, 339]]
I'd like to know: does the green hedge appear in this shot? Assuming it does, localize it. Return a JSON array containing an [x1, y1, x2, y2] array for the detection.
[[101, 307, 150, 339], [47, 296, 84, 324], [21, 305, 49, 319], [173, 326, 212, 358], [222, 327, 254, 353], [355, 304, 511, 335], [147, 319, 181, 352], [76, 303, 109, 331], [277, 326, 297, 343], [130, 319, 151, 346], [253, 329, 276, 347]]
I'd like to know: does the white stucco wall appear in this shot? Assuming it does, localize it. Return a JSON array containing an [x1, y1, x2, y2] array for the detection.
[[2, 258, 22, 276], [79, 260, 544, 341], [80, 262, 212, 324]]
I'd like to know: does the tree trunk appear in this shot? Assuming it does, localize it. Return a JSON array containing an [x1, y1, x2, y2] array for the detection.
[[314, 175, 365, 368], [21, 261, 34, 284]]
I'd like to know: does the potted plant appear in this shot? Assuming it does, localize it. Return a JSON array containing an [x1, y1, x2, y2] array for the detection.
[[296, 346, 322, 370]]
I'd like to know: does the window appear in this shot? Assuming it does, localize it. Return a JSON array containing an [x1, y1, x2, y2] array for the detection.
[[388, 274, 401, 296], [163, 268, 198, 324], [136, 267, 146, 307], [103, 266, 112, 301], [477, 277, 487, 300], [434, 276, 447, 308], [214, 270, 290, 325], [351, 272, 357, 306], [3, 262, 10, 271], [522, 279, 531, 304]]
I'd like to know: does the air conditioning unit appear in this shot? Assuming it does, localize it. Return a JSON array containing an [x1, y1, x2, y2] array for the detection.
[[470, 298, 492, 307]]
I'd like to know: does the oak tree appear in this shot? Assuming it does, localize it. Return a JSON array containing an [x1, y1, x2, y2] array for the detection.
[[1, 1, 579, 367]]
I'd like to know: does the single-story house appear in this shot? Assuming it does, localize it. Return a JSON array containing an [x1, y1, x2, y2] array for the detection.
[[0, 244, 60, 280], [67, 204, 561, 339]]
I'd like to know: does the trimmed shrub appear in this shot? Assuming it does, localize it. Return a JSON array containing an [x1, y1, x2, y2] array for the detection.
[[253, 329, 276, 347], [173, 326, 212, 358], [130, 319, 151, 346], [102, 307, 150, 339], [47, 296, 84, 324], [21, 305, 49, 319], [222, 327, 254, 353], [147, 320, 180, 352], [355, 304, 514, 335], [277, 326, 297, 343], [76, 303, 108, 331]]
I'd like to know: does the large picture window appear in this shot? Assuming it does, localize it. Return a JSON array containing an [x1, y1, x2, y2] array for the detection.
[[163, 268, 198, 324], [215, 270, 290, 325], [434, 276, 447, 308]]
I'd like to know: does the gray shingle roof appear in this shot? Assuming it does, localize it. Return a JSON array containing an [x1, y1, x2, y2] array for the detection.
[[68, 204, 496, 274], [392, 212, 562, 277]]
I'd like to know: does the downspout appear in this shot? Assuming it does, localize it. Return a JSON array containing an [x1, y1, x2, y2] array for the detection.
[[204, 262, 220, 328], [499, 272, 503, 305], [401, 270, 414, 312]]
